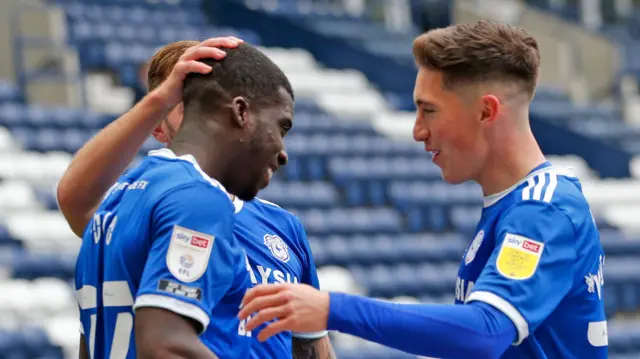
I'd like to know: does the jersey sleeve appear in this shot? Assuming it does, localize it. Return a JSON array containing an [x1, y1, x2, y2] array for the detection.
[[292, 216, 328, 339], [132, 182, 236, 334], [465, 201, 577, 345]]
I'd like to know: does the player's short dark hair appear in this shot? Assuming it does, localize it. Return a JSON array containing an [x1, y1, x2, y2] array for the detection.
[[182, 43, 294, 114], [412, 20, 540, 97]]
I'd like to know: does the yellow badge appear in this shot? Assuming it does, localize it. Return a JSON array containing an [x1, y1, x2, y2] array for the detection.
[[496, 233, 545, 280]]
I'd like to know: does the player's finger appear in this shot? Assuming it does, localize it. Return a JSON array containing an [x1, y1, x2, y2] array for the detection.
[[173, 61, 212, 76], [226, 36, 244, 43], [257, 318, 292, 342], [238, 291, 286, 320], [199, 36, 241, 49], [181, 46, 227, 62], [245, 305, 290, 332], [241, 284, 288, 307]]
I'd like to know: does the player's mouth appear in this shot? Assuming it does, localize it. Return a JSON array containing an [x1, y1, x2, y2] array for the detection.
[[263, 164, 278, 184], [427, 149, 441, 162]]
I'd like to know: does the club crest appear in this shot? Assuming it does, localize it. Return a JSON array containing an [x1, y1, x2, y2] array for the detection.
[[264, 234, 290, 263], [465, 230, 484, 265]]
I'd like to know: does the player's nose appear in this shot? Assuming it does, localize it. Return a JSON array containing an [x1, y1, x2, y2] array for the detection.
[[413, 122, 430, 143], [277, 149, 288, 167]]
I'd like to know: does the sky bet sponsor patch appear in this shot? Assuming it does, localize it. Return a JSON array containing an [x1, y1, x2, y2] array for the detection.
[[167, 225, 214, 283], [157, 279, 202, 301], [496, 233, 544, 280]]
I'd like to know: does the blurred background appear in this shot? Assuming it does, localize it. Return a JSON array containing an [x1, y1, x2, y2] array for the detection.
[[0, 0, 639, 358]]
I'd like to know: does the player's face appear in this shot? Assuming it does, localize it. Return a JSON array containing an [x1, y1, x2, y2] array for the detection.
[[412, 68, 489, 184], [231, 87, 293, 200]]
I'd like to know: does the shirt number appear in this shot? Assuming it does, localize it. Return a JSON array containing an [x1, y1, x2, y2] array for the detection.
[[77, 281, 134, 359]]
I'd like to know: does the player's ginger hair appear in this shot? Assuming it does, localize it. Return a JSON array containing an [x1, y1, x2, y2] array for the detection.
[[147, 40, 200, 91], [412, 20, 541, 100]]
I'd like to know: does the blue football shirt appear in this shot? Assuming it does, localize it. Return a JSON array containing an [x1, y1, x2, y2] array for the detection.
[[456, 162, 607, 358], [230, 197, 327, 359], [75, 148, 253, 359]]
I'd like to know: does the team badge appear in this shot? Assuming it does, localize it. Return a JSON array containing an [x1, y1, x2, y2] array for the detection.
[[465, 230, 484, 265], [167, 225, 214, 282], [264, 234, 290, 263], [496, 233, 544, 280]]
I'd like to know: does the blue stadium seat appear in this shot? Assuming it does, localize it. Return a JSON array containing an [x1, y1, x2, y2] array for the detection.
[[0, 103, 25, 128], [296, 208, 402, 235], [0, 80, 21, 103], [259, 181, 339, 208], [350, 262, 457, 297], [35, 189, 59, 211], [600, 230, 640, 256]]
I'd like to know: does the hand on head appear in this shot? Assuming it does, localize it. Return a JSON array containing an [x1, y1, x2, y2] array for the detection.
[[154, 36, 244, 110]]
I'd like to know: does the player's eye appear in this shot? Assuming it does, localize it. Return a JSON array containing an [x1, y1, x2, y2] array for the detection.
[[423, 108, 436, 115], [280, 121, 292, 136]]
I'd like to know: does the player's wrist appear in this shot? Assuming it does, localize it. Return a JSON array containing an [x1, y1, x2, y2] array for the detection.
[[326, 292, 348, 331], [146, 86, 176, 114]]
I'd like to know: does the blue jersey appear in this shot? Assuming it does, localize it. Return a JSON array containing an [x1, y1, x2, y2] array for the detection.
[[75, 149, 253, 359], [230, 197, 327, 359], [456, 162, 607, 358]]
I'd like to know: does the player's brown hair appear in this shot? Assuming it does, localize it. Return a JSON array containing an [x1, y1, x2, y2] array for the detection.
[[412, 20, 540, 97], [147, 40, 199, 91]]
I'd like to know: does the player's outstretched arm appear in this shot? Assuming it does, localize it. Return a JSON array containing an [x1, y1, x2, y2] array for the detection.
[[135, 307, 218, 359], [56, 37, 242, 237], [239, 284, 515, 359], [292, 336, 336, 359]]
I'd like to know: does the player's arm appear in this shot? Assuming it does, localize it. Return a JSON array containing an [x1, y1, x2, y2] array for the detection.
[[136, 308, 218, 359], [79, 334, 88, 359], [133, 183, 237, 359], [56, 90, 176, 236], [292, 336, 336, 359], [325, 200, 575, 358], [465, 200, 577, 345], [56, 38, 240, 237], [290, 218, 336, 359]]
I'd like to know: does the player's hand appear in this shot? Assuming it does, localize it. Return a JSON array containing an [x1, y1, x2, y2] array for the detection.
[[238, 283, 329, 342], [154, 36, 243, 110]]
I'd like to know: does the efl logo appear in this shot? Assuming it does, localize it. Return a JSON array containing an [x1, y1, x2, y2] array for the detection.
[[523, 240, 541, 253], [190, 236, 209, 248]]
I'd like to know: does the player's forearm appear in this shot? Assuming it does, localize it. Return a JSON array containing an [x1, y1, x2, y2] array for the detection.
[[135, 307, 219, 359], [79, 334, 89, 359], [57, 90, 169, 236], [139, 342, 219, 359], [292, 336, 336, 359], [327, 293, 515, 359]]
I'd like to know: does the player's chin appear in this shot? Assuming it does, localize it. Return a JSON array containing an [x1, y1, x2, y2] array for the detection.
[[236, 178, 264, 201], [440, 168, 470, 185]]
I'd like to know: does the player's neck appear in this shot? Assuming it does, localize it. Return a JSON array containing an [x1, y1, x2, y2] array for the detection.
[[477, 130, 546, 197], [169, 139, 233, 184]]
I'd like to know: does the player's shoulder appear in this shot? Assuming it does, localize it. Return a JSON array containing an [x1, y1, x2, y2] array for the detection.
[[251, 197, 302, 225], [514, 165, 588, 211], [491, 165, 591, 226], [145, 149, 233, 202]]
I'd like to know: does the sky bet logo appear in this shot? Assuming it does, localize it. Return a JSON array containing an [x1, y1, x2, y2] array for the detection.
[[190, 236, 209, 248], [506, 235, 540, 253], [176, 232, 190, 243], [523, 240, 541, 253]]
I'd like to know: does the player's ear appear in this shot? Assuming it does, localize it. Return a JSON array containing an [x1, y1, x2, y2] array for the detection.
[[231, 96, 250, 129], [153, 122, 169, 143], [480, 94, 500, 125]]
